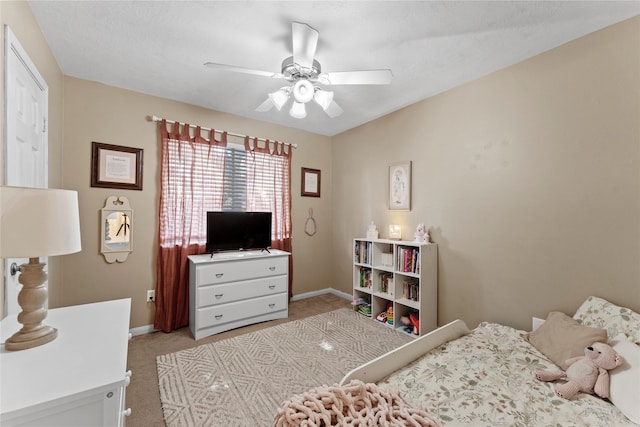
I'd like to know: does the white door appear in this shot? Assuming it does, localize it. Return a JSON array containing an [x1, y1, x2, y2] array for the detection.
[[3, 25, 49, 315]]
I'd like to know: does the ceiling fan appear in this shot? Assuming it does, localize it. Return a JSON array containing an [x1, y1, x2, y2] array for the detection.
[[205, 22, 392, 119]]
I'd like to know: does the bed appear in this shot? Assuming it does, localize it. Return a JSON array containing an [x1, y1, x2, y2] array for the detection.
[[337, 296, 640, 426]]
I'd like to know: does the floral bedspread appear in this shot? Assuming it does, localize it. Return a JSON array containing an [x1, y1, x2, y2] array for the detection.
[[379, 322, 634, 426]]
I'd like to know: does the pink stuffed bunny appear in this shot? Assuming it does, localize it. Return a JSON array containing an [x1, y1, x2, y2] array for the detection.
[[536, 342, 622, 400]]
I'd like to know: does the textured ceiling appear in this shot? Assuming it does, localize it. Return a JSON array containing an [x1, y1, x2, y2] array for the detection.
[[28, 1, 639, 136]]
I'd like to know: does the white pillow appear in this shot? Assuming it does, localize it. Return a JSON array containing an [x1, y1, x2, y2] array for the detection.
[[573, 296, 640, 344], [609, 333, 640, 425]]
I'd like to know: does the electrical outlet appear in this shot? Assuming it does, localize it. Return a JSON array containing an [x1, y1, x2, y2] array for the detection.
[[147, 290, 155, 302], [532, 317, 545, 331]]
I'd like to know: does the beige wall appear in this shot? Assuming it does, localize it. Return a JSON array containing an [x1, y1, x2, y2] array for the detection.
[[332, 17, 640, 331], [0, 1, 65, 317], [61, 78, 332, 328]]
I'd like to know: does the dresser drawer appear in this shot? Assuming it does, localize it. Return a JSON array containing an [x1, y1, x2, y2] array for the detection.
[[198, 275, 287, 307], [196, 293, 288, 329], [195, 256, 288, 285]]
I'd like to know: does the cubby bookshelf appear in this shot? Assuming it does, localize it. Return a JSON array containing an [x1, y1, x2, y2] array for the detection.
[[352, 238, 437, 337]]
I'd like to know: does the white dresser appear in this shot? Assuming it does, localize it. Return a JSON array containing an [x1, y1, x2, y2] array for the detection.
[[0, 299, 132, 426], [188, 250, 290, 340]]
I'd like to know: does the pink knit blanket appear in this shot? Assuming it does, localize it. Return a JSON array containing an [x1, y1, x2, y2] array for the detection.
[[272, 380, 440, 427]]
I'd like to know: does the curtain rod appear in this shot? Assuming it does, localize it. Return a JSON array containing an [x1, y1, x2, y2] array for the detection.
[[150, 115, 297, 148]]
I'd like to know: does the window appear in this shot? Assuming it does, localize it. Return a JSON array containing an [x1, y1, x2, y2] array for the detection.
[[222, 145, 247, 211]]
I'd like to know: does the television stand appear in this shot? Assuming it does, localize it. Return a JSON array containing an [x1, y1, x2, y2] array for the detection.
[[188, 249, 290, 340]]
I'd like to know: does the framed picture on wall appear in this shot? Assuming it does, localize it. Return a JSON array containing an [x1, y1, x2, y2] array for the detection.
[[91, 141, 144, 190], [389, 161, 411, 211], [301, 167, 321, 197]]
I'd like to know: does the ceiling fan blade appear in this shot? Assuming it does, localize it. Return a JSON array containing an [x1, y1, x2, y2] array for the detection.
[[325, 100, 344, 118], [320, 69, 393, 85], [204, 62, 283, 79], [255, 97, 274, 112], [292, 22, 318, 70]]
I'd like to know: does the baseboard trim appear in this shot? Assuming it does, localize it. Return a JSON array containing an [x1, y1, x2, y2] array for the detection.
[[291, 287, 352, 302], [130, 288, 352, 336], [130, 324, 156, 337]]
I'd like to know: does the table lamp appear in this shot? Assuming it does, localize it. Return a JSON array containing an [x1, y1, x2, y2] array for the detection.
[[389, 224, 401, 240], [0, 186, 81, 351]]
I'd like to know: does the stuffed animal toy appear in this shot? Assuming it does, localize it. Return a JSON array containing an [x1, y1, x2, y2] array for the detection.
[[414, 223, 429, 243], [535, 342, 623, 400]]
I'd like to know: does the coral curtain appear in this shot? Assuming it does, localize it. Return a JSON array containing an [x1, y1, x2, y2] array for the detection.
[[155, 120, 227, 332], [155, 121, 294, 332], [244, 137, 293, 296]]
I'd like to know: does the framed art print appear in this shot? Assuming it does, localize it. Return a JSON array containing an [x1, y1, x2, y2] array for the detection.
[[301, 167, 321, 197], [389, 161, 411, 211], [91, 142, 144, 190]]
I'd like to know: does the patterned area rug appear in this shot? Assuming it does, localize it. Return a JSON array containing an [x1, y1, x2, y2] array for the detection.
[[157, 308, 412, 427]]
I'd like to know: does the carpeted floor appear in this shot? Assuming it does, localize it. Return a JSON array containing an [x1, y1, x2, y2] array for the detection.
[[125, 294, 354, 427], [155, 306, 412, 427]]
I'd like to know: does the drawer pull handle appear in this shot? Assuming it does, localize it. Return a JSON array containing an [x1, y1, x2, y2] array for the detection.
[[269, 266, 276, 271], [215, 293, 224, 299], [123, 408, 132, 417], [268, 285, 276, 289], [215, 314, 223, 320], [215, 273, 224, 278], [107, 391, 114, 398], [269, 303, 276, 308], [125, 376, 131, 386]]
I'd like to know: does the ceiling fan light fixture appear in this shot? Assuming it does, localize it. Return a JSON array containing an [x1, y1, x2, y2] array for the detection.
[[313, 89, 334, 111], [209, 22, 393, 120], [268, 88, 290, 111], [292, 79, 314, 104], [289, 101, 307, 119]]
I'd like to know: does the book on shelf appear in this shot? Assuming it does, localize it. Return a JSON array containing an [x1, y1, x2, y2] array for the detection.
[[354, 240, 371, 264], [352, 297, 372, 317], [377, 272, 393, 294], [396, 246, 421, 274], [402, 280, 420, 301], [380, 252, 393, 267], [359, 268, 372, 288]]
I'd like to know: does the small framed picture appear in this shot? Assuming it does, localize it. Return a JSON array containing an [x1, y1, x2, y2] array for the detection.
[[389, 161, 411, 211], [301, 167, 321, 197], [91, 142, 144, 190]]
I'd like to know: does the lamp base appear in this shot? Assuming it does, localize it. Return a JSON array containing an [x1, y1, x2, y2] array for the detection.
[[5, 326, 58, 351], [4, 258, 57, 351]]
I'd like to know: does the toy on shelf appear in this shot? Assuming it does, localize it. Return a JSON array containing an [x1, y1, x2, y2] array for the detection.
[[386, 304, 394, 326], [366, 221, 379, 239], [410, 312, 420, 334], [400, 312, 420, 335], [376, 311, 387, 323], [414, 223, 430, 243]]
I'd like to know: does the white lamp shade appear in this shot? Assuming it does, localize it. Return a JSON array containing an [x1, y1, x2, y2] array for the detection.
[[292, 79, 314, 103], [313, 89, 334, 111], [268, 88, 290, 111], [0, 186, 82, 258], [289, 101, 307, 119]]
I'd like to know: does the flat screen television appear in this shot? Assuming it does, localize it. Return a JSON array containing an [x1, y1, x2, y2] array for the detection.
[[206, 211, 272, 253]]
